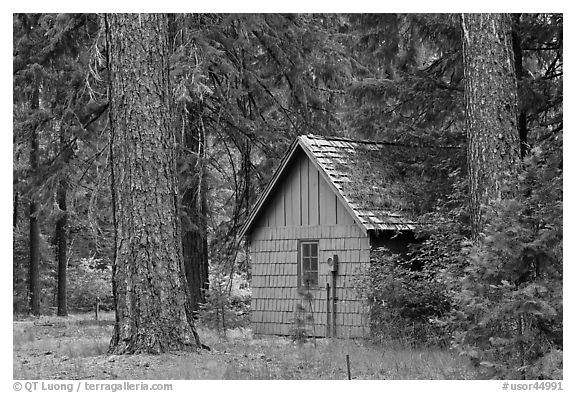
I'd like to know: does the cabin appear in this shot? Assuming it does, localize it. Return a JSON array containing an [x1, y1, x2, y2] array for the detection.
[[239, 134, 419, 338]]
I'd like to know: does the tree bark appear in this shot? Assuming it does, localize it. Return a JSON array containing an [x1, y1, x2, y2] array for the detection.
[[29, 87, 40, 316], [106, 13, 200, 354], [461, 13, 522, 238], [14, 187, 19, 229], [511, 13, 529, 158]]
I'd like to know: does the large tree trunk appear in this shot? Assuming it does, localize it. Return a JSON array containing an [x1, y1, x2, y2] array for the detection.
[[106, 13, 200, 354], [29, 88, 40, 316], [56, 124, 69, 317], [461, 13, 522, 238]]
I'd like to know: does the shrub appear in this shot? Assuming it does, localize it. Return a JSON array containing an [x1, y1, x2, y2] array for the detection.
[[67, 257, 113, 311], [452, 199, 562, 378], [289, 285, 316, 345], [356, 246, 453, 348], [198, 271, 251, 332]]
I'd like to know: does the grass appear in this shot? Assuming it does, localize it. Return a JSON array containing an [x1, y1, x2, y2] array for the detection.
[[13, 312, 477, 380], [186, 327, 475, 380]]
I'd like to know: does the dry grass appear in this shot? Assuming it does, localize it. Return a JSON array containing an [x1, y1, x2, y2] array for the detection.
[[13, 313, 476, 380], [14, 312, 114, 379]]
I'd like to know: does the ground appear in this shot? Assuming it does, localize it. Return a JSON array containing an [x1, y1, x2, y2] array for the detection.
[[13, 312, 477, 380]]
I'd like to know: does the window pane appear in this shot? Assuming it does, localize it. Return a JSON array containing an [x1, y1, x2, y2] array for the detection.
[[300, 241, 319, 287], [302, 243, 310, 257], [310, 257, 318, 271], [310, 243, 318, 257], [302, 257, 310, 271]]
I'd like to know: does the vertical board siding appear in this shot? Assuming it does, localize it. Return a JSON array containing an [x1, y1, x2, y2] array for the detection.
[[336, 197, 354, 225], [270, 184, 284, 227], [289, 162, 301, 226], [308, 160, 319, 226], [249, 152, 370, 338], [319, 174, 336, 225], [300, 154, 309, 226], [284, 177, 292, 226]]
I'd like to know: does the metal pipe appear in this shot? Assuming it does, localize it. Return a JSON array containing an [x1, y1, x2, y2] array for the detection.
[[332, 272, 337, 337], [326, 282, 331, 337]]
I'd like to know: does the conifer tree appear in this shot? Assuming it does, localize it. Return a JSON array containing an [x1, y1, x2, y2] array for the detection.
[[461, 13, 521, 237], [106, 13, 201, 354]]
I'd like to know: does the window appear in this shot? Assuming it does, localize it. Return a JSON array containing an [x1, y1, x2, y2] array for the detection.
[[300, 241, 318, 287]]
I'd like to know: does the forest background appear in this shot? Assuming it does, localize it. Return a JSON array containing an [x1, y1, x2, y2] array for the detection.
[[11, 12, 563, 380]]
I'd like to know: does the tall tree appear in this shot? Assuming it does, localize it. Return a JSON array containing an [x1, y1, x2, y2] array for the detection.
[[461, 13, 521, 237], [14, 13, 107, 314], [169, 15, 211, 313], [180, 101, 209, 313], [106, 13, 200, 354], [455, 14, 562, 379], [55, 121, 70, 316], [29, 86, 41, 316], [13, 13, 45, 316]]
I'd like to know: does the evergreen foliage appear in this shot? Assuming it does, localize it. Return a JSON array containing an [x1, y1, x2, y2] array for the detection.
[[348, 14, 561, 379], [452, 131, 562, 379]]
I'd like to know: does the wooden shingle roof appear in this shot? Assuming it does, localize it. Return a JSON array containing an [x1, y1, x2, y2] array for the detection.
[[299, 135, 415, 232], [240, 134, 423, 239]]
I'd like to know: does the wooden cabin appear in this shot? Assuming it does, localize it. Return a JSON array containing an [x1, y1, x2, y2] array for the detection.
[[239, 134, 418, 338]]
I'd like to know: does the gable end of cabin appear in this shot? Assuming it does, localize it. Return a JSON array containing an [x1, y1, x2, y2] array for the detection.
[[248, 148, 371, 338]]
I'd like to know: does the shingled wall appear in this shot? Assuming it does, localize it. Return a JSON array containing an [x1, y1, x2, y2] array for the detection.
[[250, 224, 370, 338]]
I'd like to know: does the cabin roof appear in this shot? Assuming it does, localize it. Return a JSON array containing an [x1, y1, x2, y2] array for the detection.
[[240, 134, 417, 239]]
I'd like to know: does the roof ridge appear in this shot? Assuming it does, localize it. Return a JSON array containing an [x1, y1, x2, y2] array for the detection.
[[301, 133, 462, 150], [302, 133, 393, 145]]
